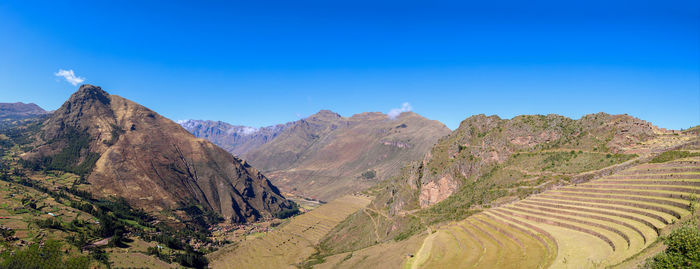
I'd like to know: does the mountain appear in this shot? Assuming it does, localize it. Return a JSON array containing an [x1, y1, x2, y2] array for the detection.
[[319, 112, 664, 254], [0, 102, 51, 129], [413, 113, 658, 207], [183, 110, 452, 201], [0, 102, 49, 118], [178, 119, 290, 156], [22, 85, 293, 223]]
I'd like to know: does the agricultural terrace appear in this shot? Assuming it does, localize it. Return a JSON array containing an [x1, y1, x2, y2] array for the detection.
[[411, 155, 699, 268]]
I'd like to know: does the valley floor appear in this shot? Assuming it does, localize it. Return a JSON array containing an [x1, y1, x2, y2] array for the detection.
[[207, 194, 371, 268]]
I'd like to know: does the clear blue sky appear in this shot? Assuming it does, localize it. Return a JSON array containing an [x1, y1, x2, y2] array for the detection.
[[0, 0, 698, 130]]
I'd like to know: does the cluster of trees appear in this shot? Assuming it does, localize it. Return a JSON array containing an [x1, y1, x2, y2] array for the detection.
[[274, 200, 300, 219], [20, 127, 100, 176], [147, 246, 208, 268]]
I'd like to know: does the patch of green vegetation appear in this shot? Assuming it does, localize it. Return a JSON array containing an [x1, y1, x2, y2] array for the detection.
[[361, 170, 377, 180], [176, 202, 225, 228], [300, 245, 329, 269], [1, 161, 212, 268], [103, 124, 124, 146], [650, 151, 700, 163], [273, 200, 300, 219], [508, 151, 636, 174], [392, 216, 423, 241], [0, 240, 92, 268], [22, 126, 100, 176], [644, 220, 700, 268]]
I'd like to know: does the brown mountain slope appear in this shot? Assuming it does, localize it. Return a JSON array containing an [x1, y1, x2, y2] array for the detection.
[[241, 110, 452, 201], [22, 84, 292, 223]]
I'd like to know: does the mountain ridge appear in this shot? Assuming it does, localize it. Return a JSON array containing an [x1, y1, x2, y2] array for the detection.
[[182, 109, 452, 201]]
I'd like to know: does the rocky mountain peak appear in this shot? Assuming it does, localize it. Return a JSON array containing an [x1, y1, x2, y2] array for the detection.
[[23, 85, 294, 223], [69, 84, 111, 106], [308, 110, 342, 121]]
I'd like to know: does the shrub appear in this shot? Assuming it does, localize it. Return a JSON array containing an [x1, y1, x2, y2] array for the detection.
[[361, 170, 377, 180], [35, 217, 64, 230], [645, 222, 700, 268], [651, 151, 700, 163]]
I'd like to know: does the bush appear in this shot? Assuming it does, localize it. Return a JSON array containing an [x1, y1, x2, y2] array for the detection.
[[650, 151, 700, 163], [35, 218, 64, 230], [645, 222, 700, 268], [361, 170, 377, 180]]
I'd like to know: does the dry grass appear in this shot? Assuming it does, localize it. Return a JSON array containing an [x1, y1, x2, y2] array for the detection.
[[207, 195, 371, 269]]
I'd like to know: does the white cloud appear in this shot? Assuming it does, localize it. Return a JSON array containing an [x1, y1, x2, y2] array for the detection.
[[240, 126, 258, 135], [226, 126, 258, 135], [54, 69, 85, 86], [388, 102, 412, 119]]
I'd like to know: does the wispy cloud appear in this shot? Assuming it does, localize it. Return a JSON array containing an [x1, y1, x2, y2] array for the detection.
[[54, 69, 85, 86], [388, 102, 412, 119], [240, 126, 258, 135]]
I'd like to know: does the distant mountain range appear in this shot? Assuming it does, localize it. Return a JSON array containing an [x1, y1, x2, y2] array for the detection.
[[178, 119, 292, 156], [0, 102, 51, 129], [20, 85, 293, 224], [181, 110, 451, 201]]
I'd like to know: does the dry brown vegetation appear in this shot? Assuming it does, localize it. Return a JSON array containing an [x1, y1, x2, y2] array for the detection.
[[207, 195, 371, 268]]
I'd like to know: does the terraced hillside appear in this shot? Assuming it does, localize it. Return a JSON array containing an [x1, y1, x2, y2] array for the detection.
[[411, 155, 699, 268], [208, 195, 371, 268]]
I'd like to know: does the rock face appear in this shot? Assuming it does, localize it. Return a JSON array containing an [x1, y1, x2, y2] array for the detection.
[[183, 110, 451, 201], [23, 85, 293, 223], [414, 113, 657, 207], [178, 119, 290, 156]]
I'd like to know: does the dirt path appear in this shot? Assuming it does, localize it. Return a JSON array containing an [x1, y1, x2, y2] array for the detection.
[[363, 208, 381, 240]]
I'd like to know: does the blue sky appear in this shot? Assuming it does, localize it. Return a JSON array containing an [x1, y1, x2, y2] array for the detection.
[[0, 1, 698, 130]]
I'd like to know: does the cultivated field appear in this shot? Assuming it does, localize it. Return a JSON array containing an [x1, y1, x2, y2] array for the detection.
[[208, 195, 371, 269], [411, 154, 699, 268]]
